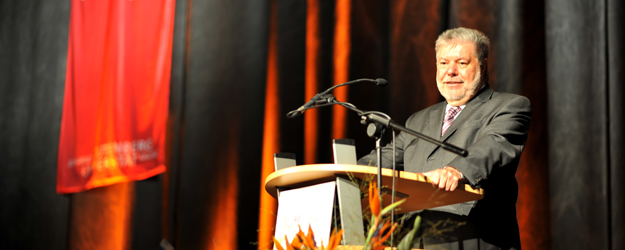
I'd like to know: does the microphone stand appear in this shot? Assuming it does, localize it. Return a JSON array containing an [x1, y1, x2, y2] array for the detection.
[[327, 95, 468, 198], [328, 96, 468, 157], [356, 111, 467, 155], [363, 113, 387, 192], [294, 95, 468, 197]]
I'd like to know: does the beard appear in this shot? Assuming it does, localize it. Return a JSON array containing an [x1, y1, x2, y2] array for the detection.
[[437, 69, 482, 102]]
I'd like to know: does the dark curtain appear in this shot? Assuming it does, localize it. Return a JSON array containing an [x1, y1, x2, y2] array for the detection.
[[166, 0, 269, 248], [0, 1, 71, 249], [608, 1, 625, 249], [546, 0, 625, 249], [0, 0, 623, 250]]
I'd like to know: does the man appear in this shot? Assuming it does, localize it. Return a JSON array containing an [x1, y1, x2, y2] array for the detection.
[[358, 27, 531, 249]]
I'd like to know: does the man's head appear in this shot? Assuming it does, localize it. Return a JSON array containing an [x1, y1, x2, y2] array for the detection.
[[435, 27, 490, 106]]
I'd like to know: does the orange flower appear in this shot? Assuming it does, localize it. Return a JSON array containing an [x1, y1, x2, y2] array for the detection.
[[290, 226, 305, 249], [376, 222, 398, 246], [325, 227, 344, 250], [368, 220, 398, 250], [274, 225, 343, 250], [285, 235, 295, 250], [273, 237, 285, 250], [301, 225, 316, 248], [369, 182, 381, 216], [364, 182, 406, 250]]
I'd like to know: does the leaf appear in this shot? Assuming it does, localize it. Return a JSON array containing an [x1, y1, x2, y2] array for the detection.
[[365, 215, 380, 249], [397, 216, 421, 250], [379, 198, 406, 217], [364, 215, 379, 248]]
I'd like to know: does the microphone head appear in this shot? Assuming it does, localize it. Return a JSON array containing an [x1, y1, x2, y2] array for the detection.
[[375, 78, 388, 86], [286, 110, 303, 118]]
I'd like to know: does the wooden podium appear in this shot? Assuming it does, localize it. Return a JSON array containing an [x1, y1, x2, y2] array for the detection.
[[265, 164, 483, 213], [265, 164, 484, 248]]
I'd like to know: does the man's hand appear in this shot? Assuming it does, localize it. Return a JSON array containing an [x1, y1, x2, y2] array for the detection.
[[422, 166, 463, 191]]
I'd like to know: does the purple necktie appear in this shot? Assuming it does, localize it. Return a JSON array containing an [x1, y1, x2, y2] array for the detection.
[[442, 106, 462, 136]]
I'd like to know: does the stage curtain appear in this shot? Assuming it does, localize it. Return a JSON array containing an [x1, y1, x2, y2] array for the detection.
[[4, 1, 625, 250], [546, 0, 625, 249]]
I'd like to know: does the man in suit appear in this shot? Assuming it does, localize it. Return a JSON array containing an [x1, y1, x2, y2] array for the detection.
[[358, 27, 531, 249]]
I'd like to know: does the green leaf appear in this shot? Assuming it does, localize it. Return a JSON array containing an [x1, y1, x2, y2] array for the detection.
[[379, 198, 406, 216], [397, 216, 421, 250]]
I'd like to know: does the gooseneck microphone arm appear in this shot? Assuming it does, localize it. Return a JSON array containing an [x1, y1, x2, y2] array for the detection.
[[286, 78, 387, 118], [285, 77, 467, 156]]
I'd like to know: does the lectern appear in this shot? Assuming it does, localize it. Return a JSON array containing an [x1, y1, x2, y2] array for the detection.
[[265, 164, 484, 248]]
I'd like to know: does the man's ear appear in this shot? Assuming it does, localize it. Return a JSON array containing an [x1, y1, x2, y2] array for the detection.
[[481, 58, 488, 73], [482, 58, 489, 83]]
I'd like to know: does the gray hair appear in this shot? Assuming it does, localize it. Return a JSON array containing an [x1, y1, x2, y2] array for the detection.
[[435, 27, 490, 65]]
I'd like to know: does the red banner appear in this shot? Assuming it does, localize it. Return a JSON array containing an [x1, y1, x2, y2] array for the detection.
[[57, 0, 175, 194]]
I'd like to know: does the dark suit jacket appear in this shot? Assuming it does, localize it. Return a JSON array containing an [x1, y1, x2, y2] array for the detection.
[[358, 85, 531, 248]]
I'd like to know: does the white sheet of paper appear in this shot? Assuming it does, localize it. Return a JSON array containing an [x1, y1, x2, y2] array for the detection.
[[273, 181, 336, 249]]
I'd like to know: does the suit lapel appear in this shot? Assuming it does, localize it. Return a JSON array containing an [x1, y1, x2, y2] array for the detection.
[[415, 102, 446, 161], [429, 103, 446, 138], [426, 85, 494, 158], [441, 85, 493, 141]]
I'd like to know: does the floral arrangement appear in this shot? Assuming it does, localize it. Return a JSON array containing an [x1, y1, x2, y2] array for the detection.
[[273, 224, 342, 250], [273, 182, 421, 250]]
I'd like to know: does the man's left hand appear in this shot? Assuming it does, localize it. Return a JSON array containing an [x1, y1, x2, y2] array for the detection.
[[423, 166, 463, 191]]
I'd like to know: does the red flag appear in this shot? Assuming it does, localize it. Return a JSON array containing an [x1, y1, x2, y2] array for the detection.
[[57, 0, 175, 194]]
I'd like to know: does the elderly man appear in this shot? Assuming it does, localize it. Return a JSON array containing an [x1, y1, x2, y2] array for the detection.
[[358, 27, 531, 249]]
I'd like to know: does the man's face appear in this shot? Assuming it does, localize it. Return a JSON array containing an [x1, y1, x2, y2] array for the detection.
[[436, 41, 484, 106]]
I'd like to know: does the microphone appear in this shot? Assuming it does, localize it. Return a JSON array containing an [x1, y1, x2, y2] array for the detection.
[[287, 78, 387, 118], [286, 93, 335, 118], [374, 78, 388, 86]]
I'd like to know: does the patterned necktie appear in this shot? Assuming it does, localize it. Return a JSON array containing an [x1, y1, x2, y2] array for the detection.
[[442, 106, 462, 136]]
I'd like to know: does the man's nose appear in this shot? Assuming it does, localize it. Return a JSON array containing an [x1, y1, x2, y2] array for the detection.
[[446, 63, 459, 75]]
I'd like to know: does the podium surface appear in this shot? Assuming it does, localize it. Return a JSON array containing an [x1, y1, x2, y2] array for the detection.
[[265, 164, 483, 213]]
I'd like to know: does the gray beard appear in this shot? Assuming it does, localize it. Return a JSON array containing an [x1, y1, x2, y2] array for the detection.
[[438, 70, 482, 101]]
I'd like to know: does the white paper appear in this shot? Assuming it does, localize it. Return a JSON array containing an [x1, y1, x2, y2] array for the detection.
[[273, 181, 336, 249]]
